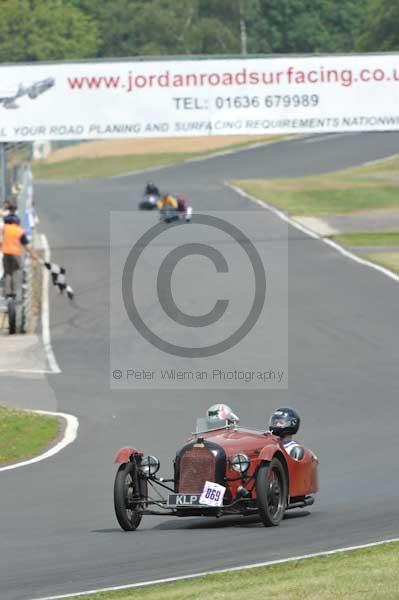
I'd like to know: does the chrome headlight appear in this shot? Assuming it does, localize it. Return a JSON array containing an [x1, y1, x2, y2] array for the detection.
[[141, 455, 160, 476], [231, 453, 250, 473]]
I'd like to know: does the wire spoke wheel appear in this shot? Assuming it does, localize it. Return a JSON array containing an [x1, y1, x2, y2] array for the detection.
[[114, 463, 143, 531], [268, 469, 283, 516], [256, 457, 287, 527]]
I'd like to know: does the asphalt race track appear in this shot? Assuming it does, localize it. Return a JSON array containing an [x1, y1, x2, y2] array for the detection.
[[1, 132, 399, 600]]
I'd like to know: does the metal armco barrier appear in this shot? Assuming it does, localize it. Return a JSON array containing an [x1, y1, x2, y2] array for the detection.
[[19, 166, 36, 333]]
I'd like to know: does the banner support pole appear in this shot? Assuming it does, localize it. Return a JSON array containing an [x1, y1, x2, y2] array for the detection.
[[0, 143, 6, 204]]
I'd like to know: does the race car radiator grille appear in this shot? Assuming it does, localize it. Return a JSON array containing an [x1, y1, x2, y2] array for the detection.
[[178, 446, 216, 493]]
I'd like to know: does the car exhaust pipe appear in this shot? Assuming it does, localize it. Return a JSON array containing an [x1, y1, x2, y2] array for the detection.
[[287, 496, 314, 510]]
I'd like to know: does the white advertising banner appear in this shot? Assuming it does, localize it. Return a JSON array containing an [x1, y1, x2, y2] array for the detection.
[[1, 54, 399, 140]]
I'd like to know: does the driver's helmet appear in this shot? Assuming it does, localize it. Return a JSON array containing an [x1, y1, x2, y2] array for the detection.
[[146, 181, 157, 192], [207, 404, 239, 424], [269, 407, 300, 437]]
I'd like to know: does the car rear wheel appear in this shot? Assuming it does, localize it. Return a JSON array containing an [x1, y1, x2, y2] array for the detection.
[[114, 462, 143, 531], [256, 457, 287, 527]]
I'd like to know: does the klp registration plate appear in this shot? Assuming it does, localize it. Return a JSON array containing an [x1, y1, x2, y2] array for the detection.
[[167, 494, 201, 506], [168, 482, 226, 508]]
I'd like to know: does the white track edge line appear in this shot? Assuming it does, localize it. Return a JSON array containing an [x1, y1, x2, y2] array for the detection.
[[36, 136, 303, 184], [41, 234, 62, 373], [0, 410, 79, 473], [37, 132, 360, 183], [227, 183, 399, 283], [109, 134, 301, 179], [33, 537, 399, 600], [300, 133, 355, 144], [360, 152, 399, 167], [0, 368, 55, 374]]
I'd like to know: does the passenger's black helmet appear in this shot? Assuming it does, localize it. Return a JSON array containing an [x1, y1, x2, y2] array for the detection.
[[269, 407, 300, 437]]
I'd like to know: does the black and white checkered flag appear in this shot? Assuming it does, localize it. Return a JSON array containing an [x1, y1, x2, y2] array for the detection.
[[44, 261, 74, 300]]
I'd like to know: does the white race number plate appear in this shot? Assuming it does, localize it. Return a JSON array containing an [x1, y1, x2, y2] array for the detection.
[[199, 481, 226, 507]]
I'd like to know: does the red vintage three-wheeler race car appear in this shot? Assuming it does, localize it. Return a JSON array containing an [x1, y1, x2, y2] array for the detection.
[[113, 405, 319, 531]]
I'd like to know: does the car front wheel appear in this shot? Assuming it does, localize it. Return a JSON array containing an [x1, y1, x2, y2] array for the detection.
[[256, 457, 287, 527], [114, 462, 143, 531]]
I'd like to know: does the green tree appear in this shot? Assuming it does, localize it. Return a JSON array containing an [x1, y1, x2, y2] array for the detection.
[[189, 18, 236, 54], [96, 0, 237, 57], [249, 0, 365, 54], [196, 0, 260, 54], [6, 0, 369, 61], [0, 0, 99, 62], [359, 0, 399, 51]]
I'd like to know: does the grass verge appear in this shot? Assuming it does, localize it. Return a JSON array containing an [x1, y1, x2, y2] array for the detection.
[[365, 252, 399, 274], [234, 156, 399, 216], [328, 233, 399, 275], [33, 153, 192, 179], [33, 137, 282, 180], [331, 231, 399, 246], [0, 405, 60, 465], [65, 541, 399, 600]]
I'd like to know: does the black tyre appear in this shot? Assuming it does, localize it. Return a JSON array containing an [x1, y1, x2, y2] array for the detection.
[[256, 457, 287, 527], [7, 298, 16, 335], [114, 463, 143, 531]]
